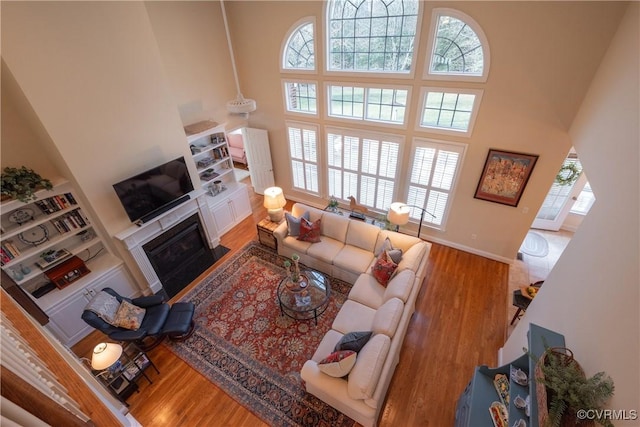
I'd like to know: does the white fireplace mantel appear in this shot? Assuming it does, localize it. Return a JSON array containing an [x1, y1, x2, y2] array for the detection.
[[114, 189, 219, 293]]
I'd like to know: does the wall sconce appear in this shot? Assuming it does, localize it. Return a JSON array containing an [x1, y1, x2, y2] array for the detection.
[[387, 202, 436, 239], [91, 342, 123, 370], [264, 187, 286, 222]]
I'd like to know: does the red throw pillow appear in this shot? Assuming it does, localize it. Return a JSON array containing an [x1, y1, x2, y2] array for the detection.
[[371, 251, 398, 286], [297, 218, 321, 242]]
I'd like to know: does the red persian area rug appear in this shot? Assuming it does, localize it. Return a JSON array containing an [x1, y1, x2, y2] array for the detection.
[[164, 241, 355, 427]]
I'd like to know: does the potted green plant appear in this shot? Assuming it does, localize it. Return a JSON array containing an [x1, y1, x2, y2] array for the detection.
[[533, 347, 615, 427], [1, 166, 53, 203]]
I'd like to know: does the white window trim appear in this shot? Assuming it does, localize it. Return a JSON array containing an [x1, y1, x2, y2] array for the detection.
[[324, 81, 412, 129], [325, 125, 405, 213], [322, 0, 423, 80], [280, 17, 317, 74], [422, 8, 491, 83], [405, 137, 467, 231], [281, 79, 319, 117], [285, 120, 322, 196], [415, 86, 483, 138]]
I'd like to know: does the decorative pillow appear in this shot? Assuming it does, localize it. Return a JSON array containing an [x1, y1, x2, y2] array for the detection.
[[112, 300, 146, 330], [334, 331, 373, 353], [84, 291, 120, 324], [376, 237, 403, 263], [371, 251, 398, 286], [286, 211, 310, 237], [318, 350, 357, 377], [297, 218, 321, 243]]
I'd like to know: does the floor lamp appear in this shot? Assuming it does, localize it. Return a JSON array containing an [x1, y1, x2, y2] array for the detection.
[[387, 202, 436, 239]]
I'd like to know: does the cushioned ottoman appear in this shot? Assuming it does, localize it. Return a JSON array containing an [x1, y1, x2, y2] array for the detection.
[[163, 302, 195, 340]]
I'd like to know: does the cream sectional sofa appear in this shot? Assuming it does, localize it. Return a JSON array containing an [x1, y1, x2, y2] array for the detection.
[[273, 203, 431, 427]]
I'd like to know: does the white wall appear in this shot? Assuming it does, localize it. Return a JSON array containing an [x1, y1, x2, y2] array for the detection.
[[1, 2, 195, 237], [502, 3, 639, 420]]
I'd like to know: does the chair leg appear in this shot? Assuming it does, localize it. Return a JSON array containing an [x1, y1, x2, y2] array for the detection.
[[510, 308, 523, 325]]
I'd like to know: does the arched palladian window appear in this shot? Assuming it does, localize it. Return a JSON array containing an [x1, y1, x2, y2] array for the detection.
[[424, 9, 490, 82], [282, 19, 316, 72], [326, 0, 420, 74]]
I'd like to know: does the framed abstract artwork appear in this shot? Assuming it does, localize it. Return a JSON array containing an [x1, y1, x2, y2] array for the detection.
[[474, 149, 539, 207]]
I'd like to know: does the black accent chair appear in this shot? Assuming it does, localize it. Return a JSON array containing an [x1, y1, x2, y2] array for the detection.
[[81, 287, 195, 351]]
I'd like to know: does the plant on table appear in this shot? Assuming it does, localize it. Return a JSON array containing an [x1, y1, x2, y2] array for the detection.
[[284, 254, 301, 283], [528, 346, 615, 427]]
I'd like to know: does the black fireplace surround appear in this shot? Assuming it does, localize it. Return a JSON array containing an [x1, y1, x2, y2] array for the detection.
[[143, 214, 215, 298]]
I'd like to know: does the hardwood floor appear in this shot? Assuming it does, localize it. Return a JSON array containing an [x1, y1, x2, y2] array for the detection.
[[73, 178, 509, 426]]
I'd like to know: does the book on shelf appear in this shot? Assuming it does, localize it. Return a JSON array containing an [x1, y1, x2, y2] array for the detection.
[[34, 193, 78, 215]]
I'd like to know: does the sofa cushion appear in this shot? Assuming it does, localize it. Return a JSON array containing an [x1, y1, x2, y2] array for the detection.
[[112, 300, 146, 330], [383, 269, 415, 303], [321, 211, 350, 242], [372, 297, 404, 337], [282, 236, 312, 254], [318, 350, 357, 377], [371, 251, 398, 286], [334, 331, 373, 353], [298, 218, 321, 242], [348, 274, 386, 309], [345, 220, 380, 252], [347, 334, 391, 400], [334, 245, 375, 276], [397, 242, 427, 273], [285, 211, 310, 237], [306, 236, 344, 264], [332, 300, 376, 334]]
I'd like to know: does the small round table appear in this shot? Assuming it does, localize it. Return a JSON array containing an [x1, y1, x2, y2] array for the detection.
[[277, 269, 331, 325]]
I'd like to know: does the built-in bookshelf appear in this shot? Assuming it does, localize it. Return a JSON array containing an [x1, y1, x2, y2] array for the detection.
[[1, 180, 138, 345]]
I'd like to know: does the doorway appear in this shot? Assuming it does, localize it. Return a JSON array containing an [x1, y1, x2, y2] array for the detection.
[[531, 154, 586, 231]]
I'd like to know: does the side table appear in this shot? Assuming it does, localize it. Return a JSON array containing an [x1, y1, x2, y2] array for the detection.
[[91, 343, 159, 404], [257, 217, 282, 250]]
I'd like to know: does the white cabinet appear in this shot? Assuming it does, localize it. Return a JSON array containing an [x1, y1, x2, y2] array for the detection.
[[46, 264, 137, 346], [1, 180, 139, 345], [209, 183, 252, 236]]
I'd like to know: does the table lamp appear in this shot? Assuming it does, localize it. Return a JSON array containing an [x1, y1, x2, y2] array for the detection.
[[264, 187, 286, 222], [91, 342, 123, 370]]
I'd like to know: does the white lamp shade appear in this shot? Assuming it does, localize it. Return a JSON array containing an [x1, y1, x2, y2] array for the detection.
[[263, 187, 286, 209], [388, 202, 411, 226], [91, 343, 123, 370]]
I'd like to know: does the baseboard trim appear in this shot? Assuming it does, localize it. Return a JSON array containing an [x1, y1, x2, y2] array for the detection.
[[423, 235, 515, 265]]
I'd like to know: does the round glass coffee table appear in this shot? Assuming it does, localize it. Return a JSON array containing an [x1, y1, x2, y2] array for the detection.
[[277, 269, 331, 325]]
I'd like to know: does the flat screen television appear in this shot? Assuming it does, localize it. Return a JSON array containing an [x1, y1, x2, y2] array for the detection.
[[113, 156, 194, 224]]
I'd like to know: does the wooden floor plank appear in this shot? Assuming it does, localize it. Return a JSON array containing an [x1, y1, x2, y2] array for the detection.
[[73, 178, 508, 426]]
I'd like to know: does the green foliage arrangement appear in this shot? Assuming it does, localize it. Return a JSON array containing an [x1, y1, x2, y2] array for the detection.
[[1, 166, 53, 203], [534, 347, 615, 427]]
